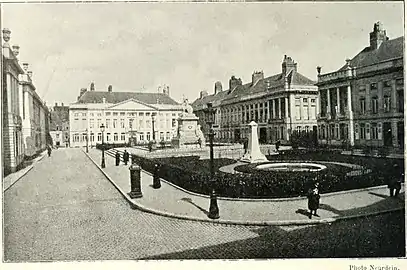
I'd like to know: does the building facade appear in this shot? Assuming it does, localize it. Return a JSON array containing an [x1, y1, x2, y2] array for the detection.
[[2, 28, 25, 174], [192, 55, 319, 144], [50, 103, 70, 148], [316, 22, 404, 150], [19, 65, 50, 156], [69, 83, 183, 148]]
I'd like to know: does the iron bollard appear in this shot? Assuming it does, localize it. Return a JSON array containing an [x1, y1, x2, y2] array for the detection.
[[115, 152, 120, 166], [131, 154, 136, 164], [128, 164, 142, 199], [153, 163, 161, 189], [208, 189, 220, 219]]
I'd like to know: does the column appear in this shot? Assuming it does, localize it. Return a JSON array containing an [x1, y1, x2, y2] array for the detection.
[[300, 97, 303, 119], [391, 120, 398, 147], [308, 96, 312, 121], [278, 98, 281, 119], [263, 101, 266, 123], [347, 85, 354, 146], [272, 99, 276, 119], [257, 102, 261, 123], [284, 97, 289, 119], [316, 90, 320, 118], [7, 73, 12, 114], [336, 87, 340, 116], [327, 88, 331, 117]]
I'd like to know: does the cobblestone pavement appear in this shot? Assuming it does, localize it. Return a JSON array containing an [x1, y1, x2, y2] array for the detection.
[[3, 148, 404, 261]]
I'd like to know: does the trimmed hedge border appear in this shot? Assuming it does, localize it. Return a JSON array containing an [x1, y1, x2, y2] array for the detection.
[[130, 149, 404, 199]]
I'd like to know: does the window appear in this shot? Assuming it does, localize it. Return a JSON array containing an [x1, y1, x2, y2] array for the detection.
[[129, 119, 133, 129], [296, 126, 301, 132], [360, 124, 366, 140], [105, 112, 111, 116], [82, 113, 86, 117], [146, 132, 151, 141], [383, 80, 392, 88], [114, 133, 118, 141], [359, 85, 366, 92], [295, 106, 301, 120], [113, 119, 117, 128], [113, 112, 118, 116], [384, 95, 391, 112], [97, 133, 102, 141], [371, 96, 378, 114], [303, 106, 309, 120], [311, 99, 316, 103], [106, 119, 110, 128], [371, 123, 378, 139], [97, 113, 102, 117], [106, 133, 111, 141], [146, 120, 151, 128], [90, 133, 94, 141], [120, 119, 125, 128], [370, 83, 378, 91], [90, 113, 94, 117], [140, 133, 144, 141], [139, 119, 144, 128], [97, 119, 101, 128], [121, 133, 126, 141], [56, 134, 60, 138], [74, 113, 79, 117], [397, 90, 404, 113], [120, 112, 125, 116], [172, 119, 177, 128], [396, 78, 403, 85], [303, 98, 308, 103], [139, 112, 144, 117], [359, 98, 366, 114], [73, 133, 80, 142], [160, 132, 164, 140], [166, 132, 171, 140], [305, 126, 309, 133], [90, 119, 94, 128]]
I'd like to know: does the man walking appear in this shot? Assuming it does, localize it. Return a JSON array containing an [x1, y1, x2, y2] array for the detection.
[[307, 182, 320, 219], [47, 145, 52, 157], [123, 150, 130, 165]]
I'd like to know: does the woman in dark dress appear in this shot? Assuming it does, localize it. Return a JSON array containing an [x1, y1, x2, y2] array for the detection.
[[307, 182, 320, 219]]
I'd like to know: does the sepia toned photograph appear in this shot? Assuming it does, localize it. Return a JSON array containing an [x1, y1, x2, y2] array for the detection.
[[0, 1, 405, 264]]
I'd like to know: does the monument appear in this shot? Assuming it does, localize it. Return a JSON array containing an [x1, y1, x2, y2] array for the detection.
[[171, 100, 206, 149], [241, 121, 268, 163]]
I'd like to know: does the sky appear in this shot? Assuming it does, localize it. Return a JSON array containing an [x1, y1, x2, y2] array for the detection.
[[2, 2, 404, 107]]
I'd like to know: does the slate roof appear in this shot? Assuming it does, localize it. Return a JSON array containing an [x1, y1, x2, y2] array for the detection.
[[192, 70, 315, 108], [76, 91, 180, 105], [339, 36, 404, 70]]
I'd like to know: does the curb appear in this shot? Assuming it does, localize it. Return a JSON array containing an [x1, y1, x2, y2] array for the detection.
[[84, 149, 404, 226]]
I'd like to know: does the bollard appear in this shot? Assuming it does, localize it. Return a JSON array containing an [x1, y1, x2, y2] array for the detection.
[[128, 164, 142, 198], [115, 152, 120, 166], [153, 163, 161, 189], [208, 189, 220, 219]]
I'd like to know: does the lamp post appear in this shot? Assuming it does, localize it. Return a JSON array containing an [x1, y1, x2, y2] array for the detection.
[[205, 102, 220, 219], [100, 124, 106, 168], [152, 114, 156, 142], [85, 128, 89, 153]]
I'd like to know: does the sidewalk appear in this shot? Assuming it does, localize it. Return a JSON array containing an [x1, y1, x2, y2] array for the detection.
[[3, 151, 47, 192], [85, 148, 405, 226]]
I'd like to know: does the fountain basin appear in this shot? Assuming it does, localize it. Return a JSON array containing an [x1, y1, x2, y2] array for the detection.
[[256, 162, 327, 172]]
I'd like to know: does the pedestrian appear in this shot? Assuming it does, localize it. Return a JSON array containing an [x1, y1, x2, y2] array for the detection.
[[47, 145, 52, 157], [307, 182, 320, 219], [123, 150, 129, 165], [388, 163, 402, 197], [115, 152, 121, 166], [276, 140, 281, 152]]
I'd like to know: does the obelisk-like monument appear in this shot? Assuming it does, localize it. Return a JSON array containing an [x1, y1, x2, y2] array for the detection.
[[241, 121, 268, 163]]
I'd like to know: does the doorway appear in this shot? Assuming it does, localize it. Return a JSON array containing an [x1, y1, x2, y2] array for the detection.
[[234, 129, 241, 143], [383, 122, 392, 147], [259, 127, 267, 144]]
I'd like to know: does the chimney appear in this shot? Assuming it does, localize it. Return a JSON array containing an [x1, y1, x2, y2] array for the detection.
[[369, 22, 388, 50], [23, 63, 29, 72], [2, 28, 11, 47], [102, 97, 106, 103], [229, 76, 242, 91], [108, 85, 112, 92], [162, 85, 170, 96], [27, 71, 33, 78], [12, 45, 20, 57], [252, 71, 264, 85], [281, 55, 297, 76], [55, 102, 58, 107], [62, 103, 64, 107], [90, 82, 95, 91], [214, 81, 223, 94], [200, 90, 208, 99]]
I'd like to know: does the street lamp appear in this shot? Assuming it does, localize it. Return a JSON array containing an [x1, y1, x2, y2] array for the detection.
[[86, 128, 89, 153], [152, 114, 156, 142], [100, 124, 106, 168], [205, 102, 220, 219]]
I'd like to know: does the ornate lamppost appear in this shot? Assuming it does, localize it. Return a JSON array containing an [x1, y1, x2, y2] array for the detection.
[[100, 124, 106, 168], [205, 102, 220, 219], [152, 114, 156, 142]]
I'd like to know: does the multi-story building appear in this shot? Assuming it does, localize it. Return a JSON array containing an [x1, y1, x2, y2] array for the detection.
[[192, 55, 319, 144], [2, 28, 25, 174], [19, 64, 50, 156], [69, 83, 183, 148], [316, 22, 404, 150], [49, 103, 70, 148]]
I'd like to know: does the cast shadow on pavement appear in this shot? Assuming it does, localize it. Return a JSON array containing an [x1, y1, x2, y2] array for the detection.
[[181, 197, 209, 215]]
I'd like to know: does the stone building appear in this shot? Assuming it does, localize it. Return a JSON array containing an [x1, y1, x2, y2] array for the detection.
[[69, 83, 183, 148], [2, 28, 25, 174], [50, 103, 70, 148], [316, 22, 404, 150], [192, 55, 319, 144], [19, 64, 50, 156]]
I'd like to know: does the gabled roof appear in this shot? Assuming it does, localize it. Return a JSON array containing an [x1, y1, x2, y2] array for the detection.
[[76, 91, 180, 105], [192, 71, 316, 108], [339, 36, 403, 70]]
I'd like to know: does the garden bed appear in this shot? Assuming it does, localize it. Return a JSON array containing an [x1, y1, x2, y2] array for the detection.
[[132, 149, 403, 199]]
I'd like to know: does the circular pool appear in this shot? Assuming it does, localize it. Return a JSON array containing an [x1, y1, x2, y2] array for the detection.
[[256, 162, 327, 172]]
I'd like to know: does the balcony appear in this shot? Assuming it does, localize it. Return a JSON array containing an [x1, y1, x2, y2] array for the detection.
[[318, 69, 353, 84]]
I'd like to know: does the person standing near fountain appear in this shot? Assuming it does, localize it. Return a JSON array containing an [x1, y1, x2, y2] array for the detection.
[[307, 182, 320, 219]]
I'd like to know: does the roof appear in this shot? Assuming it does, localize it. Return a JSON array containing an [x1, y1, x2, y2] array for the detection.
[[339, 36, 403, 70], [76, 91, 180, 106], [192, 70, 316, 108]]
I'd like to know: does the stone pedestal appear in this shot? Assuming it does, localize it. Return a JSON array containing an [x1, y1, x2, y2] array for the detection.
[[241, 121, 268, 163]]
